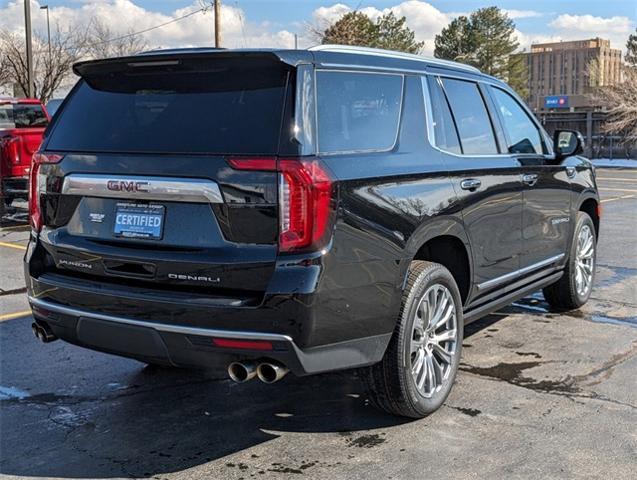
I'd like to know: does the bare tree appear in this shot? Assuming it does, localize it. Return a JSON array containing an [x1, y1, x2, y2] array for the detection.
[[86, 18, 149, 59], [592, 68, 637, 143], [0, 26, 86, 102]]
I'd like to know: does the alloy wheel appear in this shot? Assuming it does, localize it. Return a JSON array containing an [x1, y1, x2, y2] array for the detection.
[[410, 284, 458, 398], [575, 224, 595, 297]]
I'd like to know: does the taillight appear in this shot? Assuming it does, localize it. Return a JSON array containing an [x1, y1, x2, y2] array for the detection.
[[278, 159, 333, 252], [29, 152, 63, 232], [1, 136, 20, 164], [228, 156, 335, 252]]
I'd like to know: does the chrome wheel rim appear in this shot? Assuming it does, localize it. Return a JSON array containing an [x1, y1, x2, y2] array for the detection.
[[410, 284, 458, 398], [575, 224, 595, 297]]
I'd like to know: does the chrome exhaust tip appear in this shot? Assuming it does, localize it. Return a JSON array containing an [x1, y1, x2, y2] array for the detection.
[[256, 362, 289, 384], [31, 322, 57, 343], [227, 361, 257, 383]]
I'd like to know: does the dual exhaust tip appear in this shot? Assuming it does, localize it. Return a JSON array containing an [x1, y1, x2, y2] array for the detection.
[[228, 361, 288, 384], [31, 322, 57, 343]]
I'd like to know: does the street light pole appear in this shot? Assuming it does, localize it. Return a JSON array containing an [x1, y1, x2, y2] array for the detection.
[[40, 5, 51, 60], [23, 0, 34, 98], [214, 0, 221, 48]]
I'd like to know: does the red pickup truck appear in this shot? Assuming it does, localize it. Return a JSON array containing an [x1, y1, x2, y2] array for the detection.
[[0, 98, 50, 219]]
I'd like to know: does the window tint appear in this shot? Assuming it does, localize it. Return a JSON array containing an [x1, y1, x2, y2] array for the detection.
[[441, 78, 498, 155], [491, 87, 544, 154], [426, 76, 461, 154], [0, 104, 48, 129], [316, 71, 402, 153], [47, 60, 288, 154]]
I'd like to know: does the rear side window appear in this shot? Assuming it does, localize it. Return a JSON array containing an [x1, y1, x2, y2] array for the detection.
[[47, 59, 289, 154], [0, 104, 48, 129], [491, 87, 544, 154], [426, 76, 461, 154], [316, 71, 403, 153], [440, 78, 498, 155]]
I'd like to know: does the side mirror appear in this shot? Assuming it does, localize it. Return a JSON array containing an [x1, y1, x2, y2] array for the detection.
[[554, 130, 584, 159]]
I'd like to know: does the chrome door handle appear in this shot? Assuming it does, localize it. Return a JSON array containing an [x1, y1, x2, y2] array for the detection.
[[460, 179, 481, 191], [522, 174, 538, 186]]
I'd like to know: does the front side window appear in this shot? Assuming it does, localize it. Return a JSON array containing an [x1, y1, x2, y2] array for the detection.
[[491, 87, 544, 154], [441, 78, 498, 155], [316, 71, 403, 153]]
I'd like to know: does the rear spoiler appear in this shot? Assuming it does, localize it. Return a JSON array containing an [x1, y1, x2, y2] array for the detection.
[[73, 49, 313, 77]]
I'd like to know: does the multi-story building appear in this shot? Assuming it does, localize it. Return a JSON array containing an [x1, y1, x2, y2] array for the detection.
[[521, 38, 622, 111]]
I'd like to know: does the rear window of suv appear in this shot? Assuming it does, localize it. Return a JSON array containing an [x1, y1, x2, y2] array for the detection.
[[316, 71, 403, 154], [46, 59, 289, 155], [0, 103, 48, 129]]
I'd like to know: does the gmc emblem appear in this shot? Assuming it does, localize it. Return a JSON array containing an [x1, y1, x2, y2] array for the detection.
[[106, 180, 149, 193]]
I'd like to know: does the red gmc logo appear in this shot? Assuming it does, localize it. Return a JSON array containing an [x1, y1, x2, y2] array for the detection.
[[106, 180, 149, 193]]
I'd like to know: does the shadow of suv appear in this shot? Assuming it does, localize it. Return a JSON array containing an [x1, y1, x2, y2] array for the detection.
[[25, 45, 600, 418]]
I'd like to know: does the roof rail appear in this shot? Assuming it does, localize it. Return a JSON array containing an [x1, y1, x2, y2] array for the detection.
[[309, 44, 481, 74]]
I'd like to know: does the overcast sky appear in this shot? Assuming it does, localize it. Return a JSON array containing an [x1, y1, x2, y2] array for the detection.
[[0, 0, 635, 55]]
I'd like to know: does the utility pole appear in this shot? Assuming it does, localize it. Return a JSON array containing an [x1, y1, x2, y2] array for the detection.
[[214, 0, 221, 48], [24, 0, 34, 98], [294, 33, 298, 49], [40, 5, 51, 60]]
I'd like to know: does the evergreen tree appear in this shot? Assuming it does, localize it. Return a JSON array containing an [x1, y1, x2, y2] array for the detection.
[[626, 28, 637, 67], [374, 12, 424, 54], [434, 7, 527, 97], [433, 16, 475, 64], [321, 11, 423, 54]]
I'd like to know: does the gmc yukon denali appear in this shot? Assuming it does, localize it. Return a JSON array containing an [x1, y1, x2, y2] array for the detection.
[[25, 46, 600, 418]]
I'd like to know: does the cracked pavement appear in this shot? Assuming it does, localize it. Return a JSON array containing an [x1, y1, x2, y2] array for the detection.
[[1, 172, 636, 479]]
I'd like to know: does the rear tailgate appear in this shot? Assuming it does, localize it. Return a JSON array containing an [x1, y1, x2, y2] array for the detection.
[[34, 53, 293, 297]]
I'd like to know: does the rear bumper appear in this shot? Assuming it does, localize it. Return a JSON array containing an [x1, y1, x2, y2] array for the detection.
[[28, 295, 390, 376]]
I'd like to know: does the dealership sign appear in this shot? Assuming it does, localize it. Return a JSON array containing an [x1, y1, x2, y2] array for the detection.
[[544, 95, 569, 108]]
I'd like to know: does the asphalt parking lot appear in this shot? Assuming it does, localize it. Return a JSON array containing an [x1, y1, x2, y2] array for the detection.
[[1, 168, 635, 479]]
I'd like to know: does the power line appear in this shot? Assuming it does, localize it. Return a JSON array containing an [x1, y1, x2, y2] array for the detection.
[[86, 6, 208, 48]]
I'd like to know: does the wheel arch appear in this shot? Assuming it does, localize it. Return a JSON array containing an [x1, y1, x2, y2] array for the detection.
[[403, 217, 473, 306], [577, 192, 600, 240]]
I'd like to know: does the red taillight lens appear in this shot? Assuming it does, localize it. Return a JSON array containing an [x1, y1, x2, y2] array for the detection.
[[227, 156, 335, 253], [29, 152, 63, 232], [1, 136, 20, 164], [278, 159, 333, 252]]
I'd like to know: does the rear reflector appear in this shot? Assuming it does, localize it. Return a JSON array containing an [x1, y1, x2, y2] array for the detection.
[[228, 157, 277, 171], [212, 338, 273, 350]]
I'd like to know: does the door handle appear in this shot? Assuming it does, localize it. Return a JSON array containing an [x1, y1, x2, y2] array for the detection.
[[522, 174, 538, 186], [460, 178, 481, 191]]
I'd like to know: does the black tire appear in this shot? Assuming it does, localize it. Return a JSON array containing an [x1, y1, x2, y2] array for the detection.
[[362, 260, 464, 418], [543, 212, 597, 310]]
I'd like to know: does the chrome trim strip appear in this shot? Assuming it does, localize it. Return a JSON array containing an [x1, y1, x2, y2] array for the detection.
[[28, 296, 293, 342], [476, 254, 565, 291], [61, 174, 224, 204]]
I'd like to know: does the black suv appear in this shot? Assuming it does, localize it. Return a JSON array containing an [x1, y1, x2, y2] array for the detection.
[[25, 45, 600, 418]]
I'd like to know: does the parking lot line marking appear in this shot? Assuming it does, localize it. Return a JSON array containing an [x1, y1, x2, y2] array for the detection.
[[0, 241, 27, 251], [0, 310, 31, 322], [598, 187, 637, 193], [0, 224, 30, 231], [601, 194, 635, 204], [597, 177, 637, 183]]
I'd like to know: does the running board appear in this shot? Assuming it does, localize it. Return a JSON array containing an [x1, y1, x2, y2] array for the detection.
[[463, 271, 562, 324]]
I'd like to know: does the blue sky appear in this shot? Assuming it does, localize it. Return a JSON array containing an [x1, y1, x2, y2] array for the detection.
[[1, 1, 635, 54]]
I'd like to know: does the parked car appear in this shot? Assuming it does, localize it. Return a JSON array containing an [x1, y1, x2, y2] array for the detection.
[[25, 46, 600, 418], [0, 97, 49, 218], [45, 98, 65, 118]]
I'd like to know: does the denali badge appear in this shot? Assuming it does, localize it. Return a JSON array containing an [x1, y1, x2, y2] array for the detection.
[[551, 217, 570, 225], [106, 180, 149, 193], [168, 273, 220, 283]]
